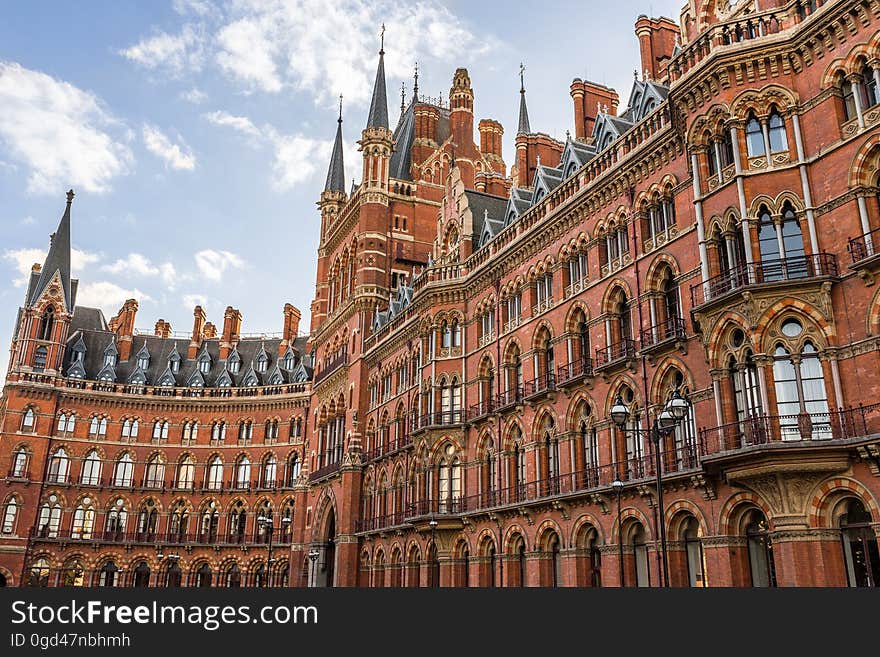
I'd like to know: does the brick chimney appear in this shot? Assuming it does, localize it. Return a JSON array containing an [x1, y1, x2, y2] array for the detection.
[[478, 119, 506, 175], [112, 299, 138, 360], [154, 319, 172, 338], [188, 305, 206, 359], [280, 303, 302, 355], [204, 322, 218, 339], [220, 306, 242, 359], [635, 15, 680, 83], [570, 79, 620, 141]]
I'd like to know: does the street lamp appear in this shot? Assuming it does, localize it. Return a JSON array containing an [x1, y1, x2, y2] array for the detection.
[[428, 518, 439, 587], [611, 479, 625, 587], [609, 387, 690, 587], [258, 515, 292, 588]]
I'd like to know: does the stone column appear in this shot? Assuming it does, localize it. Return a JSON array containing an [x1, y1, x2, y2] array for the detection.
[[700, 535, 749, 587]]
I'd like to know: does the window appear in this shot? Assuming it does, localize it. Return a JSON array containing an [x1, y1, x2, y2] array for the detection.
[[719, 130, 735, 169], [265, 420, 279, 441], [71, 499, 95, 539], [106, 498, 128, 535], [47, 448, 69, 483], [729, 350, 764, 432], [89, 416, 108, 438], [288, 454, 301, 485], [113, 453, 134, 487], [632, 524, 650, 587], [169, 353, 181, 374], [238, 421, 253, 443], [256, 354, 268, 373], [839, 499, 879, 587], [56, 413, 75, 435], [228, 354, 241, 374], [137, 500, 158, 537], [437, 445, 461, 513], [745, 115, 764, 157], [211, 421, 226, 444], [842, 77, 857, 121], [38, 306, 54, 341], [198, 355, 211, 374], [863, 65, 879, 108], [169, 500, 189, 540], [133, 562, 151, 588], [29, 558, 51, 587], [182, 421, 198, 443], [98, 561, 118, 587], [80, 450, 102, 485], [152, 420, 169, 442], [263, 455, 277, 487], [2, 497, 20, 534], [37, 500, 62, 538], [176, 456, 195, 489], [122, 418, 139, 440], [683, 517, 706, 587], [200, 503, 219, 542], [207, 456, 224, 490], [33, 346, 47, 371], [145, 455, 165, 488], [746, 510, 776, 587], [11, 447, 28, 477], [767, 111, 787, 152], [772, 337, 830, 440], [235, 456, 251, 489], [21, 408, 36, 432], [137, 351, 150, 370]]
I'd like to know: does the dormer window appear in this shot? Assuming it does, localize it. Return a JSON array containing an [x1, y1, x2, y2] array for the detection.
[[228, 351, 242, 374], [73, 349, 84, 363], [104, 353, 117, 367], [136, 345, 150, 370], [256, 353, 268, 373], [198, 354, 211, 374], [243, 372, 258, 387], [282, 352, 295, 370], [170, 358, 180, 374]]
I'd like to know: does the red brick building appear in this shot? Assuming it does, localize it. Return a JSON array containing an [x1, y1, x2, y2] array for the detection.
[[2, 0, 880, 588]]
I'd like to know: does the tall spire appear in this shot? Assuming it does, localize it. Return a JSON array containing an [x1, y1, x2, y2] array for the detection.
[[366, 23, 389, 130], [413, 61, 419, 100], [325, 96, 346, 193], [31, 189, 74, 311], [517, 62, 531, 135]]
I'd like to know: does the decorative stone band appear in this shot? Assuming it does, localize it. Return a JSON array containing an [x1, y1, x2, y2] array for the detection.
[[769, 528, 843, 543]]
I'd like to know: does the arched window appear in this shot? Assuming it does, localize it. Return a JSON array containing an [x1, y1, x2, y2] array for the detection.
[[106, 497, 127, 536], [88, 416, 108, 438], [80, 449, 102, 485], [237, 420, 253, 444], [169, 501, 189, 540], [122, 418, 139, 440], [1, 496, 20, 534], [11, 446, 28, 477], [772, 334, 830, 440], [263, 455, 277, 488], [288, 454, 301, 484], [228, 501, 247, 542], [28, 558, 51, 587], [37, 499, 62, 537], [21, 408, 36, 432], [133, 561, 150, 587], [842, 76, 857, 121], [225, 563, 242, 588], [145, 454, 165, 488], [482, 439, 498, 504], [513, 428, 526, 501], [60, 560, 85, 587], [661, 269, 680, 322], [542, 418, 560, 495], [745, 114, 764, 157], [137, 499, 158, 537], [719, 129, 735, 169], [113, 453, 134, 487], [211, 421, 226, 444], [207, 456, 224, 490], [547, 532, 562, 587], [863, 65, 879, 108], [56, 413, 75, 435], [71, 499, 95, 539], [200, 502, 219, 542], [745, 509, 776, 587], [33, 346, 47, 371], [152, 420, 169, 442], [39, 306, 55, 341], [757, 206, 779, 264], [235, 456, 251, 489], [165, 562, 182, 588], [631, 524, 650, 587], [176, 455, 195, 489], [437, 444, 461, 513], [767, 110, 787, 152], [181, 421, 197, 442], [683, 517, 706, 587], [47, 448, 69, 483], [196, 563, 212, 587], [839, 499, 879, 587], [580, 414, 599, 486]]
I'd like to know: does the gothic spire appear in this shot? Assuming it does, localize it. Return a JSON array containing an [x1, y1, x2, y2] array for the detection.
[[517, 62, 531, 135], [324, 96, 346, 193], [365, 24, 389, 130], [31, 189, 74, 311]]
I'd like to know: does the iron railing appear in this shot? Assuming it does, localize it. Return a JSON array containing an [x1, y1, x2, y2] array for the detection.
[[848, 228, 880, 263], [556, 357, 593, 386], [595, 339, 637, 369], [640, 316, 687, 350]]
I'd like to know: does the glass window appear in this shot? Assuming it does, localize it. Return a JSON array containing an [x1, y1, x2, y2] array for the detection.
[[746, 116, 765, 157], [81, 450, 101, 485], [842, 80, 857, 121], [767, 112, 788, 152], [840, 499, 879, 587]]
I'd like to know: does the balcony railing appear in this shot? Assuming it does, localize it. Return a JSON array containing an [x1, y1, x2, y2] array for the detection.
[[523, 372, 555, 399], [361, 433, 413, 462], [308, 460, 341, 482], [313, 351, 349, 386], [595, 339, 637, 369], [640, 316, 687, 351], [848, 228, 879, 263], [690, 253, 838, 308], [467, 398, 495, 421], [356, 511, 407, 533], [29, 527, 292, 546], [556, 357, 593, 386], [698, 404, 880, 454], [412, 410, 465, 431], [532, 297, 554, 316], [495, 386, 523, 411]]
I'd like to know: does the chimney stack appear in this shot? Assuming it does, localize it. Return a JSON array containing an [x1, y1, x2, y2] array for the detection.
[[188, 305, 207, 359], [570, 79, 620, 141], [634, 15, 680, 83], [112, 299, 138, 360], [154, 319, 172, 338], [280, 304, 302, 355], [220, 306, 242, 359], [204, 322, 218, 339]]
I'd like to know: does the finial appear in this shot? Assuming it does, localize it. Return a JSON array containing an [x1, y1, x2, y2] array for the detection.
[[484, 208, 488, 221], [519, 62, 525, 93], [66, 189, 75, 204], [633, 69, 639, 80], [537, 154, 541, 167], [603, 103, 608, 113], [413, 61, 419, 99], [379, 23, 385, 54], [338, 94, 343, 123], [400, 82, 406, 115], [644, 67, 650, 81], [566, 129, 571, 141]]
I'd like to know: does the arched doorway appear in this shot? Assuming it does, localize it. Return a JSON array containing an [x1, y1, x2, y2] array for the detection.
[[314, 507, 336, 587]]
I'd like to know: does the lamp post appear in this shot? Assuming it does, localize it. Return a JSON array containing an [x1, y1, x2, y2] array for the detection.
[[610, 388, 689, 587], [258, 515, 292, 588], [308, 547, 320, 587], [611, 479, 625, 587], [428, 517, 439, 587]]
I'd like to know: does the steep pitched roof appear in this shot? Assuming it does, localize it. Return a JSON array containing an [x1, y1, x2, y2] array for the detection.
[[366, 47, 389, 129], [31, 190, 75, 311], [324, 102, 346, 193]]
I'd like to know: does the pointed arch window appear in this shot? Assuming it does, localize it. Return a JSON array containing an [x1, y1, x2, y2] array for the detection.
[[235, 456, 251, 489], [176, 455, 195, 489], [137, 499, 158, 537], [746, 509, 776, 587], [437, 444, 461, 513], [263, 455, 277, 488], [201, 503, 220, 543], [772, 334, 830, 440], [152, 420, 169, 442], [767, 111, 787, 153], [56, 413, 75, 435], [80, 450, 102, 485], [207, 456, 224, 491], [745, 114, 764, 157], [106, 498, 128, 535], [38, 306, 55, 341], [256, 353, 269, 373], [145, 454, 165, 488], [71, 500, 95, 539], [37, 501, 62, 538], [11, 446, 29, 477], [98, 561, 119, 587], [122, 418, 139, 440], [287, 454, 301, 485], [89, 416, 108, 438], [840, 499, 879, 587], [47, 448, 69, 483], [21, 408, 36, 432], [182, 421, 198, 443], [842, 76, 858, 121], [137, 350, 150, 371], [198, 353, 211, 374], [229, 501, 247, 542], [113, 453, 134, 487], [2, 496, 21, 534], [211, 421, 227, 444], [33, 346, 48, 371]]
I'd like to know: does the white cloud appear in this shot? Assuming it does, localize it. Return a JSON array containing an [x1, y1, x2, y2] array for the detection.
[[0, 61, 133, 194], [101, 252, 178, 289], [21, 216, 35, 225], [159, 262, 177, 287], [3, 247, 100, 287], [182, 293, 208, 310], [203, 110, 261, 138], [119, 24, 206, 76], [269, 132, 329, 191], [142, 124, 197, 170], [194, 249, 245, 282], [76, 281, 152, 315], [123, 1, 497, 107], [180, 87, 208, 104]]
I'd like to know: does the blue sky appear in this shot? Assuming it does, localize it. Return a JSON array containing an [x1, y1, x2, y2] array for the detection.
[[0, 0, 682, 379]]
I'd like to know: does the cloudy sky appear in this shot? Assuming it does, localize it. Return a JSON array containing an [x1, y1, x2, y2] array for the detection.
[[0, 0, 682, 379]]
